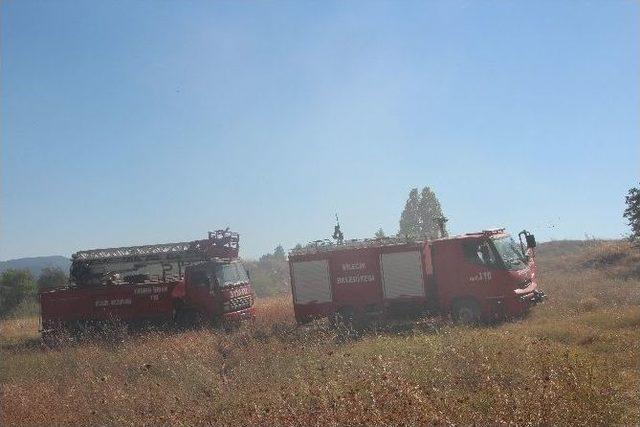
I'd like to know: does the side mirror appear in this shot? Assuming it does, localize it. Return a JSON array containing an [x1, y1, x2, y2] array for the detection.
[[525, 234, 536, 249]]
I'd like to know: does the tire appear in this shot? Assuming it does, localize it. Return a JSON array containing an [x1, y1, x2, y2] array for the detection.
[[334, 307, 355, 326], [453, 299, 481, 325], [222, 319, 239, 333], [174, 307, 197, 330], [42, 330, 59, 349]]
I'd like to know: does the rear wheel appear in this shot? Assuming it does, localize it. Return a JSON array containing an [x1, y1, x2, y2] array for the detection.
[[173, 305, 198, 330], [331, 307, 355, 327], [42, 330, 61, 349], [453, 299, 481, 324], [221, 318, 241, 333]]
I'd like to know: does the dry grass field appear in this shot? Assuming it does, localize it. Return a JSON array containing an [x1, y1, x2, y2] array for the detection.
[[1, 240, 639, 426]]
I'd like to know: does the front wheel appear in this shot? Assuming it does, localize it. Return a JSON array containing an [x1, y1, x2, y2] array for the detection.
[[330, 307, 355, 328], [452, 299, 481, 324]]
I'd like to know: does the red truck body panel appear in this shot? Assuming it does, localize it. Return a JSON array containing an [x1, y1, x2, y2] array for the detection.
[[40, 281, 178, 326], [290, 241, 431, 323], [40, 272, 256, 330], [290, 230, 542, 324]]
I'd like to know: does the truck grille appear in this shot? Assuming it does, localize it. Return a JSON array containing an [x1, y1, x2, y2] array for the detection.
[[226, 295, 253, 312]]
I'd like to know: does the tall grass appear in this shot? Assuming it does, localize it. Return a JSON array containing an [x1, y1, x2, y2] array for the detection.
[[1, 241, 639, 426]]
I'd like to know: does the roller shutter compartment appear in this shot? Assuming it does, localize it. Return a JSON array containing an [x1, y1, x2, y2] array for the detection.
[[292, 260, 332, 304], [380, 251, 425, 299]]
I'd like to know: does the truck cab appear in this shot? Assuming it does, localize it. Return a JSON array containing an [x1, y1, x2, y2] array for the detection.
[[431, 229, 544, 322], [182, 259, 255, 323]]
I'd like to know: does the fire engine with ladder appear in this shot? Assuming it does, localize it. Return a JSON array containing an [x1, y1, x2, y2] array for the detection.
[[40, 229, 255, 335]]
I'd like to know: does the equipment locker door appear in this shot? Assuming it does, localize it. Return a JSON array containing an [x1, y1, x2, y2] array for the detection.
[[380, 251, 425, 299], [330, 250, 381, 307], [292, 260, 332, 304]]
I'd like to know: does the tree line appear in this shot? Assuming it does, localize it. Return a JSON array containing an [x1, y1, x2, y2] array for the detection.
[[244, 245, 290, 297], [3, 183, 638, 316], [0, 267, 67, 317]]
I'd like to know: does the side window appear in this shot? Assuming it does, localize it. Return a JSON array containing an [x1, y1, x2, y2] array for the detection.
[[190, 269, 210, 287], [463, 241, 496, 267]]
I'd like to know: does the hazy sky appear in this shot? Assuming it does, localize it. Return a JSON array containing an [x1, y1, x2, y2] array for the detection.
[[1, 1, 638, 260]]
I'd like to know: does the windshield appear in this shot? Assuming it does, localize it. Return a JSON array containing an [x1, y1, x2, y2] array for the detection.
[[214, 262, 249, 288], [491, 236, 527, 270]]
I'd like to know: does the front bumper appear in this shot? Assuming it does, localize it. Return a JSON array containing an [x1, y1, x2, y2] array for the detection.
[[518, 290, 546, 304], [488, 282, 545, 320], [514, 280, 546, 304], [222, 306, 255, 322]]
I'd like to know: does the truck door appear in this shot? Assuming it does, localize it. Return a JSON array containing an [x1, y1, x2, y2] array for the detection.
[[432, 239, 500, 313], [185, 266, 217, 319], [455, 239, 501, 311]]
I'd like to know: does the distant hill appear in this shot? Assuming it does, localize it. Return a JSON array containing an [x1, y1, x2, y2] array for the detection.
[[0, 256, 71, 277], [536, 240, 597, 259], [535, 239, 640, 279]]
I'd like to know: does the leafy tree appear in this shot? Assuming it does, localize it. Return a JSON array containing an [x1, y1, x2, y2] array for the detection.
[[259, 245, 286, 264], [375, 228, 386, 239], [37, 267, 68, 290], [398, 186, 447, 239], [249, 246, 290, 297], [418, 186, 448, 239], [398, 188, 421, 238], [273, 245, 286, 261], [624, 183, 640, 240], [0, 269, 36, 316]]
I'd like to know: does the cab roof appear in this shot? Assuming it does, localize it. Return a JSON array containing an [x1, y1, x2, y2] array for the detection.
[[432, 228, 509, 242]]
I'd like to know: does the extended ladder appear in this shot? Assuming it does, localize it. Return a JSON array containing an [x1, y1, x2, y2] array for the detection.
[[70, 230, 239, 286], [72, 230, 239, 264]]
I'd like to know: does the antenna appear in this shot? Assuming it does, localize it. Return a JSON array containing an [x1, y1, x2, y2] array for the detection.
[[332, 213, 344, 244], [435, 216, 449, 238]]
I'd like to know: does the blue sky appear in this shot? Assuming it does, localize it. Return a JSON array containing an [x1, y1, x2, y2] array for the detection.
[[1, 1, 638, 260]]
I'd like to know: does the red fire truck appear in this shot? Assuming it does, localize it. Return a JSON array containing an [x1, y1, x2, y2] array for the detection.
[[289, 229, 544, 324], [40, 230, 255, 335]]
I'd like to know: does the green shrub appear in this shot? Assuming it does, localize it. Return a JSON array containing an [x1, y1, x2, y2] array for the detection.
[[0, 269, 36, 317]]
